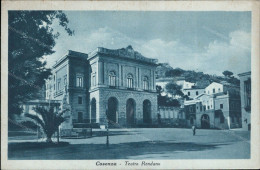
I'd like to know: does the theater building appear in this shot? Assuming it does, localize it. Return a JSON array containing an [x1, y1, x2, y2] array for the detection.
[[46, 46, 158, 128]]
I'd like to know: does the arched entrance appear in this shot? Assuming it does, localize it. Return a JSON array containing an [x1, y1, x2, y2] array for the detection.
[[201, 114, 210, 129], [91, 98, 96, 123], [143, 99, 152, 124], [126, 98, 136, 127], [107, 97, 118, 125]]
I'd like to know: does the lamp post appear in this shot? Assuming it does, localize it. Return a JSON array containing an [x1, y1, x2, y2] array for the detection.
[[105, 106, 109, 148]]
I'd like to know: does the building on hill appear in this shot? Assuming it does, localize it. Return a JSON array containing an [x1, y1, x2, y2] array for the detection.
[[182, 87, 205, 99], [45, 46, 158, 133], [184, 89, 241, 129], [205, 82, 240, 96], [155, 77, 194, 97], [176, 79, 195, 89], [238, 71, 251, 131]]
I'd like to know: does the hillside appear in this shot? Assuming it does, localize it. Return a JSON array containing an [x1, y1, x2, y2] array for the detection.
[[156, 63, 240, 87]]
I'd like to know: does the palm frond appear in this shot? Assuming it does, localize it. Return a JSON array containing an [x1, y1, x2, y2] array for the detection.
[[24, 113, 45, 130]]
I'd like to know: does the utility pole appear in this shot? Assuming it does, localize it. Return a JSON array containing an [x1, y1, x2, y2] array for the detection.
[[105, 107, 109, 148]]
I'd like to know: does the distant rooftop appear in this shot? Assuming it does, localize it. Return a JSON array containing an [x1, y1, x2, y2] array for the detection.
[[238, 71, 251, 77], [88, 45, 158, 64], [53, 50, 88, 68], [156, 77, 185, 82]]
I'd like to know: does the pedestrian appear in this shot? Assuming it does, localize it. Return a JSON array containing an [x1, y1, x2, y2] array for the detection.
[[192, 125, 196, 136]]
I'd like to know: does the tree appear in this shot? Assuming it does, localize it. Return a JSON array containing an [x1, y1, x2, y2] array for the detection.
[[222, 70, 233, 77], [25, 106, 69, 143], [165, 68, 183, 77], [8, 11, 74, 118], [165, 82, 184, 98]]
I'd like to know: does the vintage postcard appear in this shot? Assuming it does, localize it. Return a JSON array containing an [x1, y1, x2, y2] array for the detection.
[[1, 0, 259, 169]]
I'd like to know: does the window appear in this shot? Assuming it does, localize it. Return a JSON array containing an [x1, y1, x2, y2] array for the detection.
[[127, 74, 133, 88], [220, 104, 223, 109], [109, 71, 116, 86], [218, 88, 221, 92], [213, 88, 215, 93], [76, 76, 83, 87], [53, 75, 55, 81], [196, 91, 199, 95], [188, 92, 190, 96], [204, 106, 206, 111], [208, 91, 210, 94], [78, 96, 82, 104], [54, 84, 55, 90], [78, 112, 83, 123], [143, 76, 149, 90], [200, 106, 202, 111], [207, 106, 210, 109]]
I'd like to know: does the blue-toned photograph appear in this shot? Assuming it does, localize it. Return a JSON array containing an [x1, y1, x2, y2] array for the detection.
[[8, 11, 251, 160]]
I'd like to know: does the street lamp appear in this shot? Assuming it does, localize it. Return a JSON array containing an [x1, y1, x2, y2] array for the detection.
[[105, 105, 109, 148]]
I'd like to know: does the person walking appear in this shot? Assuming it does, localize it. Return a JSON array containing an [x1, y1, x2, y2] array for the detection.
[[192, 125, 196, 136]]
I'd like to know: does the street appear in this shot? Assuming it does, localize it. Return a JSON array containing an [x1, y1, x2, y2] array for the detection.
[[8, 128, 250, 159]]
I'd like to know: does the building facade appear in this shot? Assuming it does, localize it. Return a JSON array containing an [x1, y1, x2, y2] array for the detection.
[[45, 50, 90, 128], [182, 88, 205, 99], [46, 46, 158, 129], [184, 81, 241, 129], [238, 71, 251, 131]]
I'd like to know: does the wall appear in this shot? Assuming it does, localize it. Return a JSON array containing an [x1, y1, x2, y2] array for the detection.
[[68, 58, 89, 124], [214, 95, 231, 129], [95, 88, 158, 127], [238, 72, 251, 130], [196, 94, 214, 111], [158, 106, 181, 126], [183, 89, 205, 99], [90, 55, 156, 92], [205, 82, 223, 95]]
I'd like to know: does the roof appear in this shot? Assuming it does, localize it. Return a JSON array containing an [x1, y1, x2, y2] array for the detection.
[[88, 45, 158, 65], [183, 87, 205, 90], [195, 93, 213, 99], [238, 71, 251, 77], [184, 100, 199, 105], [53, 50, 88, 68], [206, 81, 239, 89]]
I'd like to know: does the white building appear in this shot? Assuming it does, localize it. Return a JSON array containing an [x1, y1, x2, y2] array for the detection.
[[155, 77, 195, 97], [205, 82, 223, 95], [182, 88, 205, 99], [176, 80, 195, 90]]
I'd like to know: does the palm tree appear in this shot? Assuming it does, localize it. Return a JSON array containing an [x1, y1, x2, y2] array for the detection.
[[25, 106, 69, 143]]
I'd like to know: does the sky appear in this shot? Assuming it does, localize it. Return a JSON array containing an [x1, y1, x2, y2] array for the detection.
[[45, 11, 251, 76]]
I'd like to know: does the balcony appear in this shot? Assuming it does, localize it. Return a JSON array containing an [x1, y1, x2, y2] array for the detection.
[[54, 90, 63, 97]]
